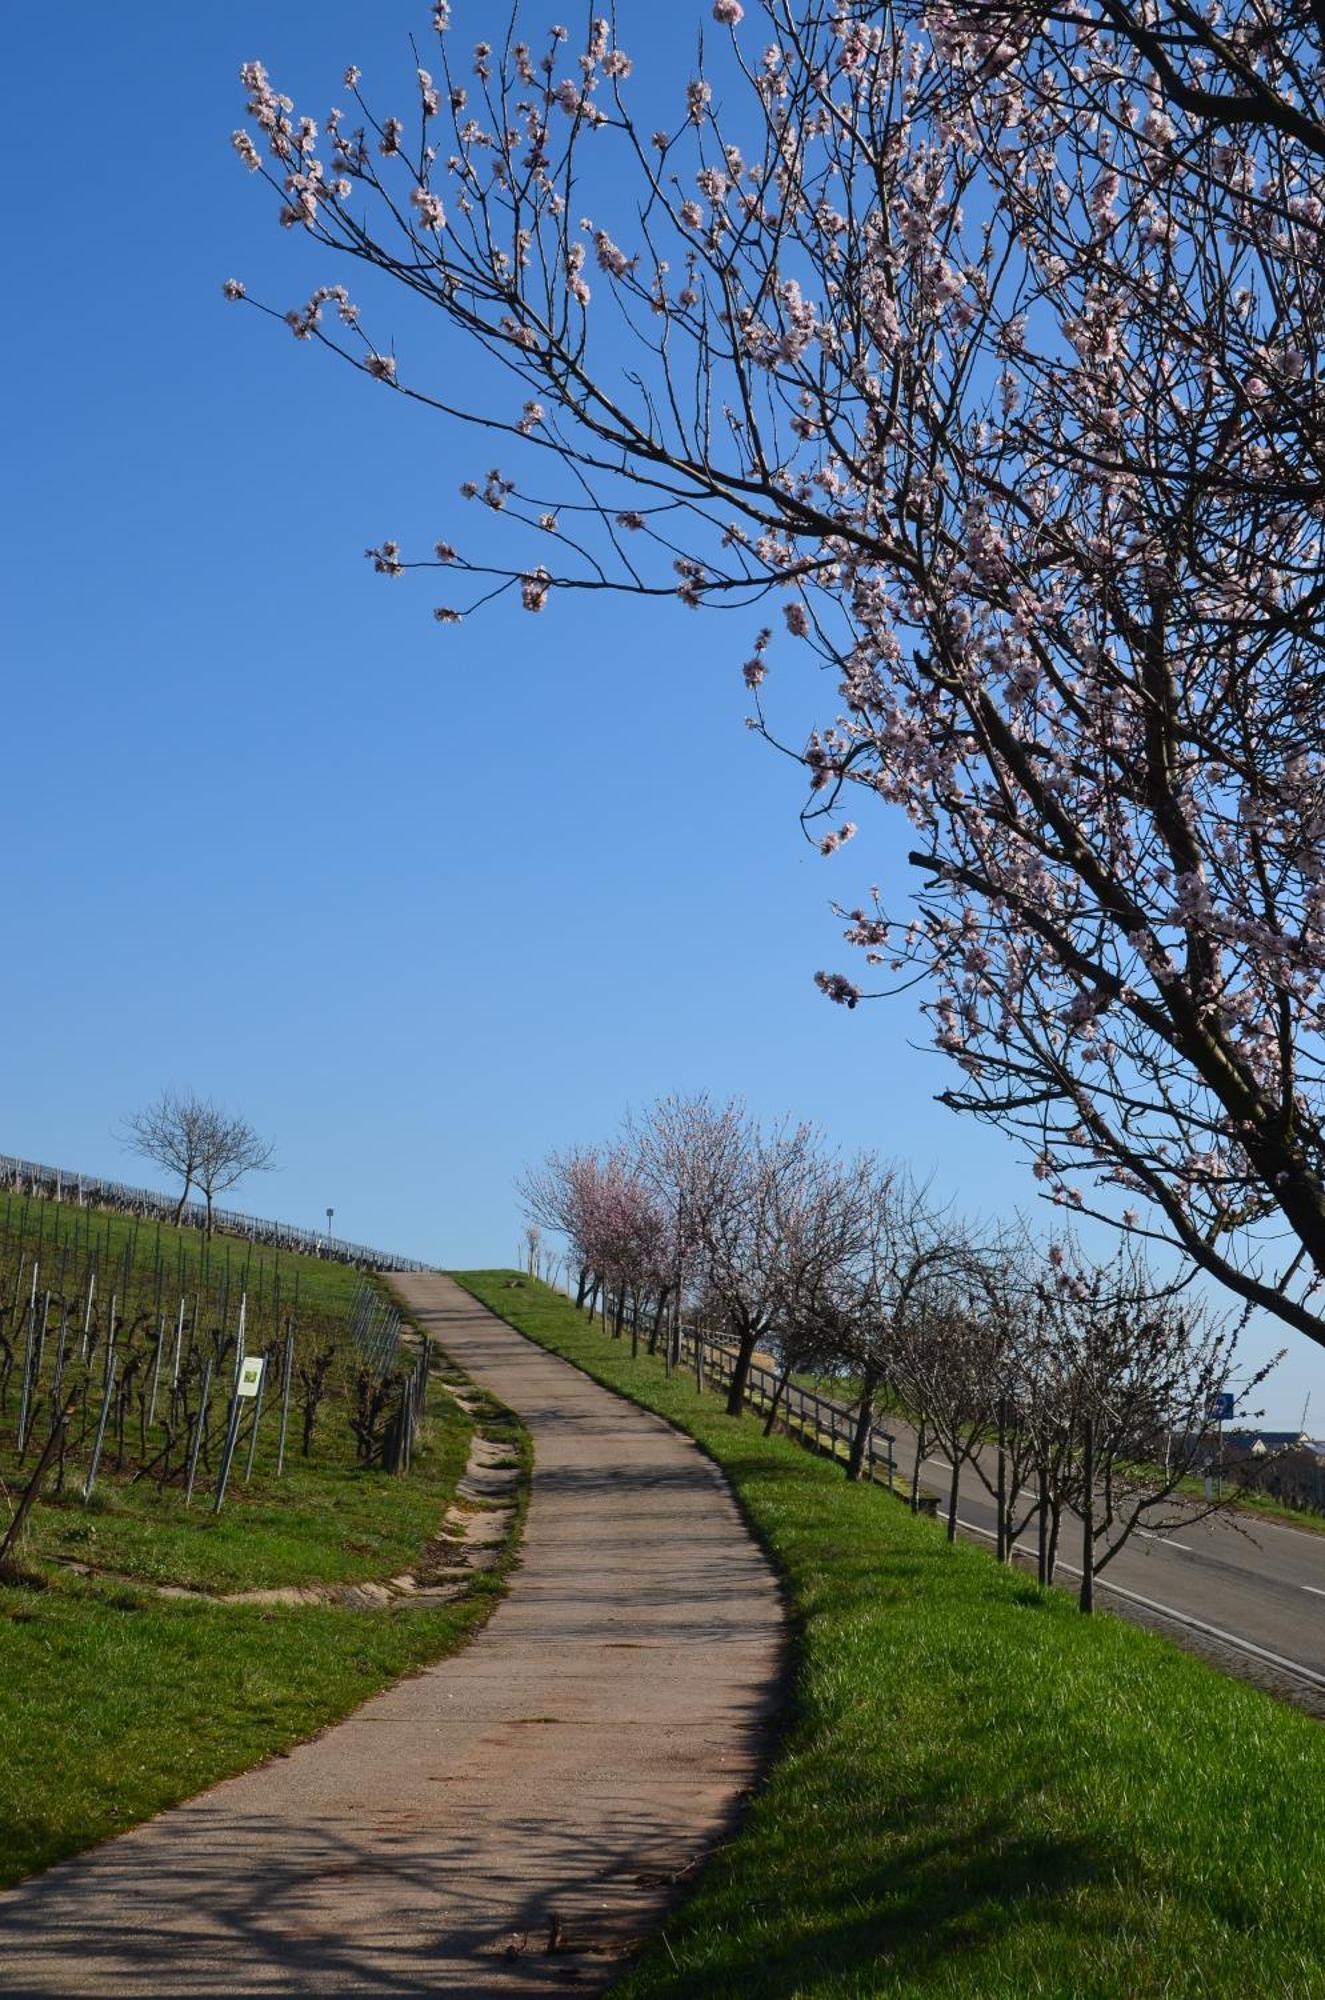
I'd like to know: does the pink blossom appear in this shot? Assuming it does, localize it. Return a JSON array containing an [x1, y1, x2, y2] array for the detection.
[[814, 970, 860, 1008], [785, 601, 810, 638], [411, 187, 446, 233], [714, 0, 744, 22], [365, 353, 397, 383], [595, 231, 635, 278], [222, 278, 246, 300]]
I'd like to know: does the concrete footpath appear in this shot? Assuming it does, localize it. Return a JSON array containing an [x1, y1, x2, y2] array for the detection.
[[0, 1274, 784, 1995]]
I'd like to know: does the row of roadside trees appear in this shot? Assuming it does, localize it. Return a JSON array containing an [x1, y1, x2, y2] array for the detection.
[[522, 1095, 1276, 1612]]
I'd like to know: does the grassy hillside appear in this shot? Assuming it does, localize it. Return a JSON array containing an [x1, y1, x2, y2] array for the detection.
[[0, 1206, 527, 1889]]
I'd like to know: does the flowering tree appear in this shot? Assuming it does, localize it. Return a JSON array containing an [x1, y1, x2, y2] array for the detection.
[[626, 1092, 748, 1369], [1015, 1240, 1266, 1607], [520, 1143, 667, 1338], [232, 3, 1325, 1352]]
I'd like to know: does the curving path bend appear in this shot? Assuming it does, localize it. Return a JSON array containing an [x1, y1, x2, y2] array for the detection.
[[0, 1273, 784, 1996]]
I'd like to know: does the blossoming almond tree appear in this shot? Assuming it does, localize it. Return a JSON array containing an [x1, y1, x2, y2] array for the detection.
[[231, 2, 1325, 1352]]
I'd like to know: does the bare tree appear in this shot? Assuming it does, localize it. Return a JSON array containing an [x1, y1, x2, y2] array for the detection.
[[121, 1091, 217, 1222]]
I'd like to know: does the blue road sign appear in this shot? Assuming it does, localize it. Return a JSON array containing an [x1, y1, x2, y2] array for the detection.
[[1208, 1392, 1235, 1422]]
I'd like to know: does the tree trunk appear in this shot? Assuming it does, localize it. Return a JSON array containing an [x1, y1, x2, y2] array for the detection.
[[1079, 1414, 1095, 1614], [909, 1420, 927, 1512], [947, 1452, 962, 1541], [763, 1366, 791, 1437], [173, 1181, 191, 1224], [995, 1397, 1008, 1563], [847, 1375, 877, 1481], [725, 1323, 758, 1417]]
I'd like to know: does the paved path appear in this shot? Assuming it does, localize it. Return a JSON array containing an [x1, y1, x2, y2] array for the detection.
[[0, 1274, 784, 1995]]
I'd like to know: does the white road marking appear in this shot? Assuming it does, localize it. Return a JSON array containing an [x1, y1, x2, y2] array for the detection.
[[1304, 1584, 1325, 1598], [1137, 1529, 1196, 1553]]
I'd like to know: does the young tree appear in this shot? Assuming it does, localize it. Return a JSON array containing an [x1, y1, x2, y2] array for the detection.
[[519, 1145, 610, 1305], [1036, 1241, 1271, 1611], [230, 5, 1325, 1355], [889, 1244, 1007, 1539], [192, 1107, 276, 1235], [833, 1168, 954, 1481], [627, 1092, 748, 1370], [121, 1091, 212, 1221], [123, 1093, 273, 1232]]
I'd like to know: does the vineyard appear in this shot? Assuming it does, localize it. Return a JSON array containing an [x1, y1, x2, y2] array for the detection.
[[0, 1191, 436, 1592]]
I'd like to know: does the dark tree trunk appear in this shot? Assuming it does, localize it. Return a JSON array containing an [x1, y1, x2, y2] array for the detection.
[[910, 1420, 927, 1512], [847, 1372, 878, 1481], [1079, 1415, 1095, 1614], [725, 1323, 758, 1417], [648, 1287, 669, 1356], [995, 1398, 1009, 1562]]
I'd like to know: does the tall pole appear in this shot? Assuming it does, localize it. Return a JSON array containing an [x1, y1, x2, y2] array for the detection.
[[995, 1394, 1008, 1564], [1079, 1411, 1095, 1614]]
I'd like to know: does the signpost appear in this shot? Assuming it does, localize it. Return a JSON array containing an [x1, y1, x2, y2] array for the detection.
[[1205, 1391, 1235, 1499]]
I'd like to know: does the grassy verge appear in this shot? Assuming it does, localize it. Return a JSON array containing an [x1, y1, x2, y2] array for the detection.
[[0, 1323, 528, 1889], [19, 1403, 473, 1595], [455, 1270, 1325, 2000]]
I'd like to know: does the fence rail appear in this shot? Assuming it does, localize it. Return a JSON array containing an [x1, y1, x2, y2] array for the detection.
[[675, 1325, 899, 1487], [0, 1152, 431, 1272]]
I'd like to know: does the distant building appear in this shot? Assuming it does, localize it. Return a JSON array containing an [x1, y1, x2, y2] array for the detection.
[[1225, 1429, 1318, 1459]]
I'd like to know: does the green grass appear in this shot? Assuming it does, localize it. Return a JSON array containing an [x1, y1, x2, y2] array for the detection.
[[455, 1271, 1325, 2000], [22, 1404, 475, 1593], [0, 1197, 447, 1592], [0, 1295, 530, 1889], [0, 1575, 504, 1889]]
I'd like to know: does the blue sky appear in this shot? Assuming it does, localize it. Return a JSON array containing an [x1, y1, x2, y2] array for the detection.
[[3, 1, 1321, 1427]]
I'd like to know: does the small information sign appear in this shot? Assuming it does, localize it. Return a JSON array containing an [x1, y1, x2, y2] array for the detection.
[[237, 1356, 265, 1400], [1207, 1391, 1235, 1422]]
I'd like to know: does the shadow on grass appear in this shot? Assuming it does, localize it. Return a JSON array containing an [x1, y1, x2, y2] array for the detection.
[[643, 1796, 1115, 1999]]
